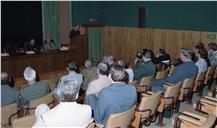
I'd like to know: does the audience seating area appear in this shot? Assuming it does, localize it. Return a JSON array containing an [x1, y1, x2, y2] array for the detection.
[[1, 58, 217, 128]]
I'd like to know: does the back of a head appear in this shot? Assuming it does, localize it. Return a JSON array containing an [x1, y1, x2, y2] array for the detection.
[[110, 64, 126, 82], [208, 43, 217, 51], [23, 67, 36, 82], [142, 50, 151, 59], [84, 60, 92, 68], [54, 75, 80, 102], [92, 58, 99, 67], [66, 60, 77, 71], [97, 62, 109, 76], [198, 48, 208, 59], [103, 55, 114, 67], [159, 48, 166, 54], [180, 48, 193, 60], [1, 72, 11, 85], [195, 42, 205, 49], [115, 60, 125, 67]]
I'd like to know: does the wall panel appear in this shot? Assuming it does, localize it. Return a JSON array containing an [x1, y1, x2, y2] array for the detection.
[[102, 27, 216, 64]]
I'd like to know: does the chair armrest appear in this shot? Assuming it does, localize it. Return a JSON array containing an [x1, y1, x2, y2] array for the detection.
[[178, 114, 202, 126], [204, 96, 217, 102], [200, 98, 217, 106], [182, 111, 207, 122], [164, 83, 174, 86], [146, 91, 155, 95], [9, 112, 18, 126], [95, 123, 104, 128]]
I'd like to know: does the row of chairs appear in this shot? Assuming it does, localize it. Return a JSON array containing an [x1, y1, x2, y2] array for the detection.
[[173, 90, 217, 128]]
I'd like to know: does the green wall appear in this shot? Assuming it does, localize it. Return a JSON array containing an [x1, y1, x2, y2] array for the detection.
[[71, 1, 217, 32]]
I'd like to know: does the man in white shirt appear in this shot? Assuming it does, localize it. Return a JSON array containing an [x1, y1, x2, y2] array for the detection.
[[86, 62, 111, 96], [33, 74, 93, 127]]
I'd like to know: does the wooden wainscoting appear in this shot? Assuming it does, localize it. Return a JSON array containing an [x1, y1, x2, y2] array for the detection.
[[102, 26, 217, 63]]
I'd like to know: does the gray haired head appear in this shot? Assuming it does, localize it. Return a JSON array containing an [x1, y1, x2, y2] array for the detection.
[[115, 60, 125, 67], [85, 60, 92, 68], [180, 48, 193, 60], [110, 64, 126, 82], [97, 62, 109, 75], [54, 75, 80, 102], [103, 55, 114, 67], [23, 67, 36, 81]]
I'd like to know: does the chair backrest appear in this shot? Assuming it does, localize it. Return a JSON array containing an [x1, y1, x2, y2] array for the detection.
[[198, 114, 216, 128], [106, 105, 136, 128], [168, 65, 176, 76], [196, 71, 206, 81], [12, 115, 36, 128], [206, 66, 215, 76], [1, 103, 17, 127], [47, 77, 59, 91], [139, 76, 153, 91], [138, 91, 161, 120], [155, 70, 168, 80], [164, 82, 182, 108], [29, 93, 53, 115], [129, 80, 138, 87], [182, 77, 195, 88]]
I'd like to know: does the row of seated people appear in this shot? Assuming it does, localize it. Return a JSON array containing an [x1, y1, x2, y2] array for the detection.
[[1, 43, 217, 127]]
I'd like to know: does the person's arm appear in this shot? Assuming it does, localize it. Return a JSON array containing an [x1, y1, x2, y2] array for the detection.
[[86, 82, 97, 96]]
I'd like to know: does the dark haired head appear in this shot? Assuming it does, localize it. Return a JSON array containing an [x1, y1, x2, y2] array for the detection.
[[92, 58, 99, 67], [208, 43, 217, 51], [195, 42, 205, 49], [159, 49, 165, 54], [124, 62, 130, 69], [198, 48, 208, 59], [1, 72, 14, 87], [66, 60, 77, 71], [136, 52, 142, 59]]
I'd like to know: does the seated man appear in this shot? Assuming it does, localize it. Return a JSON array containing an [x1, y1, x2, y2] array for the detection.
[[63, 60, 83, 86], [33, 75, 93, 127], [86, 62, 111, 96], [85, 64, 137, 125], [1, 72, 19, 106], [151, 48, 198, 93], [134, 50, 156, 82], [157, 48, 171, 70], [81, 60, 98, 92], [19, 67, 50, 106]]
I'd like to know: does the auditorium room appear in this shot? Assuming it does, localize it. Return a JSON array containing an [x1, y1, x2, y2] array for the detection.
[[1, 1, 217, 128]]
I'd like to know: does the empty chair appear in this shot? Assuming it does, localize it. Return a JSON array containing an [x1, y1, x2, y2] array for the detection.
[[1, 103, 18, 127], [138, 76, 153, 93], [193, 71, 206, 96], [97, 105, 136, 128], [12, 115, 36, 128], [194, 96, 217, 116], [137, 91, 161, 126], [155, 70, 168, 80], [27, 93, 54, 115], [174, 110, 216, 128]]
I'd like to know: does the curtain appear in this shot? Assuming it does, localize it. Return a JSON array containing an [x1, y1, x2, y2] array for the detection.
[[88, 27, 102, 60], [42, 1, 61, 48]]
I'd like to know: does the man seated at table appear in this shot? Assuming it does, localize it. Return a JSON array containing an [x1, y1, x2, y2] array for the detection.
[[1, 72, 19, 106], [19, 67, 50, 106], [151, 48, 198, 93], [33, 74, 93, 127], [85, 64, 137, 125]]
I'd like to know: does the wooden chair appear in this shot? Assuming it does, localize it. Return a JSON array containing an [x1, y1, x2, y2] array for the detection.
[[168, 65, 176, 76], [1, 103, 18, 128], [138, 76, 153, 93], [47, 77, 59, 91], [87, 122, 95, 128], [204, 66, 216, 90], [174, 110, 216, 128], [11, 115, 36, 128], [155, 70, 168, 80], [156, 82, 182, 126], [193, 71, 206, 97], [194, 96, 217, 116], [136, 91, 161, 126], [27, 93, 54, 115], [176, 77, 195, 112], [96, 105, 136, 128]]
